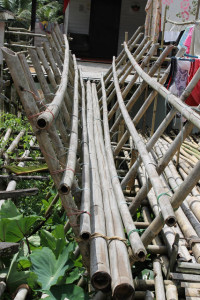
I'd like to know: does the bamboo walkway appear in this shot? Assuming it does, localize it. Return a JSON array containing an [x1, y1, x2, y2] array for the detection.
[[1, 24, 200, 299]]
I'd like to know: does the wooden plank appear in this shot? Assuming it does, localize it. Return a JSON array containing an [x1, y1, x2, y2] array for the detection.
[[0, 188, 39, 199]]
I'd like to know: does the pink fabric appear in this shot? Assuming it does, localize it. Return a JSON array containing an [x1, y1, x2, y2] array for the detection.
[[184, 26, 194, 54]]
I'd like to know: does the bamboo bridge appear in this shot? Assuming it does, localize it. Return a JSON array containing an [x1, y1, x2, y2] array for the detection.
[[1, 24, 200, 299]]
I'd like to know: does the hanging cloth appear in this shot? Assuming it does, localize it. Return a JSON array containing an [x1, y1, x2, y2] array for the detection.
[[185, 59, 200, 106], [178, 26, 193, 50], [184, 26, 194, 54], [169, 60, 191, 97], [164, 57, 177, 90]]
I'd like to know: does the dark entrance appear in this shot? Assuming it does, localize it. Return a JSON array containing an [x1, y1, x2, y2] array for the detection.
[[89, 0, 121, 59]]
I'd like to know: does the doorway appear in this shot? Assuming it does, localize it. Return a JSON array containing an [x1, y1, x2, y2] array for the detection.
[[89, 0, 122, 59]]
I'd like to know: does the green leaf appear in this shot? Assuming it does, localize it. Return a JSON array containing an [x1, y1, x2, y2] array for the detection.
[[40, 229, 66, 258], [4, 164, 48, 175], [46, 284, 89, 300], [52, 225, 65, 240], [66, 268, 81, 284], [6, 244, 30, 292], [17, 256, 32, 270], [30, 247, 71, 291], [0, 200, 20, 218]]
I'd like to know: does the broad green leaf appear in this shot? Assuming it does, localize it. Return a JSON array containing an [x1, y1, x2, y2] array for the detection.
[[30, 247, 71, 290], [52, 225, 65, 240], [40, 229, 66, 257], [0, 215, 39, 242], [6, 245, 30, 292], [0, 200, 20, 218], [46, 284, 89, 300], [66, 268, 81, 284]]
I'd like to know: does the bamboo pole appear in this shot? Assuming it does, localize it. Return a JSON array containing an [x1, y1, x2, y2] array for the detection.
[[153, 259, 166, 300], [124, 42, 200, 130], [110, 44, 174, 136], [141, 159, 200, 258], [43, 41, 61, 84], [37, 35, 70, 129], [112, 57, 176, 227], [3, 129, 25, 166], [92, 83, 134, 298], [2, 47, 90, 269], [99, 34, 148, 104], [59, 55, 79, 195], [128, 121, 194, 216], [14, 286, 29, 300], [79, 71, 91, 240], [86, 81, 111, 291], [101, 75, 146, 261], [165, 283, 178, 300], [0, 127, 12, 157], [113, 48, 186, 157], [121, 62, 200, 188], [0, 282, 6, 298], [107, 41, 157, 120]]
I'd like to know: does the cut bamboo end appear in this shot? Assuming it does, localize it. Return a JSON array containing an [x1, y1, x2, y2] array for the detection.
[[59, 183, 70, 195], [113, 283, 135, 299], [165, 215, 177, 227], [80, 231, 91, 241], [91, 272, 111, 291], [37, 115, 48, 129], [136, 249, 147, 261]]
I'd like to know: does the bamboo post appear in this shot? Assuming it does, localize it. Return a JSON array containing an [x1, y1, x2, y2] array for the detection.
[[92, 83, 134, 298], [86, 81, 111, 291], [165, 283, 178, 300], [153, 259, 166, 300], [79, 71, 91, 240], [112, 57, 176, 227], [59, 55, 79, 195], [101, 75, 146, 261]]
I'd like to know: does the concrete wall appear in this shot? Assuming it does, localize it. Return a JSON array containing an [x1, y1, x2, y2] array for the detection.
[[68, 0, 91, 35], [117, 0, 146, 54], [67, 0, 146, 54]]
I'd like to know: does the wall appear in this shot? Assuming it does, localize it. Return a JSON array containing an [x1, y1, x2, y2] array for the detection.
[[117, 0, 146, 54], [68, 0, 91, 35]]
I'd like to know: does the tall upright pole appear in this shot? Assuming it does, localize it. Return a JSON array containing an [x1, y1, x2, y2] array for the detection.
[[195, 0, 200, 20], [31, 0, 37, 32]]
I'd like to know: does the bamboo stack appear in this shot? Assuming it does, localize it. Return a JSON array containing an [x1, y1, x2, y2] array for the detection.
[[2, 24, 200, 299]]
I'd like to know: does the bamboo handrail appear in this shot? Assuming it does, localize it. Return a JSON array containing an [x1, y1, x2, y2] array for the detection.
[[101, 75, 146, 261], [37, 35, 70, 129], [112, 56, 176, 227]]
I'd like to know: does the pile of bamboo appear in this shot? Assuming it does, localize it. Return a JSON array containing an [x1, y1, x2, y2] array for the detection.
[[2, 24, 200, 299]]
